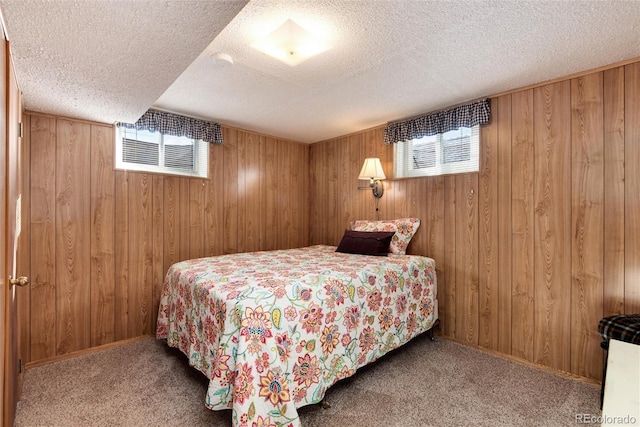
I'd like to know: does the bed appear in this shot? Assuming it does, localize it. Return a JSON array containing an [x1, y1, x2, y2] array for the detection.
[[156, 219, 437, 427]]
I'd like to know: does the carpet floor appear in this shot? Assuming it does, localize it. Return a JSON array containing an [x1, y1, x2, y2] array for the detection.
[[15, 334, 601, 426]]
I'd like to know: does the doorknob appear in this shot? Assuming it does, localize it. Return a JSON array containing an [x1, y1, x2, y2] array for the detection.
[[9, 276, 29, 287]]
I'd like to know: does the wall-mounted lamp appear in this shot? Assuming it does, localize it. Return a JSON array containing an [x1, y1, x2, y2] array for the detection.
[[358, 157, 385, 199]]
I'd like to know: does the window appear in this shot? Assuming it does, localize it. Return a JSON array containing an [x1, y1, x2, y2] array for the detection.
[[393, 125, 479, 178], [116, 127, 208, 178]]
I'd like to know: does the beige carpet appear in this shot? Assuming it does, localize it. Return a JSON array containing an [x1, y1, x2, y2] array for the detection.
[[15, 334, 601, 426]]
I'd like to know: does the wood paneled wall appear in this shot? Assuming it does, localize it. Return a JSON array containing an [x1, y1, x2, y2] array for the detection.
[[19, 61, 640, 380], [309, 62, 640, 381], [22, 115, 309, 363]]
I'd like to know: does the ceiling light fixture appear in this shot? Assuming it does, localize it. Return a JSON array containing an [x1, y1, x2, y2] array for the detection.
[[251, 19, 330, 66]]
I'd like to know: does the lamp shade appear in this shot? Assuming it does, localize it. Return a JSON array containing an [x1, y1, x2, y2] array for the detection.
[[358, 158, 386, 180]]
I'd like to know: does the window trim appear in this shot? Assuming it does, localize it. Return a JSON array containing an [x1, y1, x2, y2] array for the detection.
[[393, 124, 480, 178], [115, 126, 209, 179]]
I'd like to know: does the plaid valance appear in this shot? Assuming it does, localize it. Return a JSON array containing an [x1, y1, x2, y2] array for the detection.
[[384, 99, 491, 144], [598, 314, 640, 345], [118, 109, 223, 144]]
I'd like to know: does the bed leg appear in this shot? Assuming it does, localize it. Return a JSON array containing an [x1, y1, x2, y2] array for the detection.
[[428, 319, 441, 341], [321, 398, 331, 409]]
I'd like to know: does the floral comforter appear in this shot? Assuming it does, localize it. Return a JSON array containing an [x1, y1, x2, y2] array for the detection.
[[156, 245, 437, 427]]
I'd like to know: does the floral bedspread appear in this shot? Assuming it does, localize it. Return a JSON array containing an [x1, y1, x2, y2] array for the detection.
[[156, 245, 437, 427]]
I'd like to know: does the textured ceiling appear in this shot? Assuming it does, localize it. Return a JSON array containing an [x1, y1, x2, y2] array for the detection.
[[2, 0, 640, 143], [0, 0, 248, 123]]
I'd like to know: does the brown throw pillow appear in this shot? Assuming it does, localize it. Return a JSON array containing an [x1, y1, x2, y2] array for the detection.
[[335, 230, 395, 256]]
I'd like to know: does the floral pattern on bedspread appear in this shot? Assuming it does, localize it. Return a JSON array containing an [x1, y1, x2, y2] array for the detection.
[[156, 245, 437, 427]]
